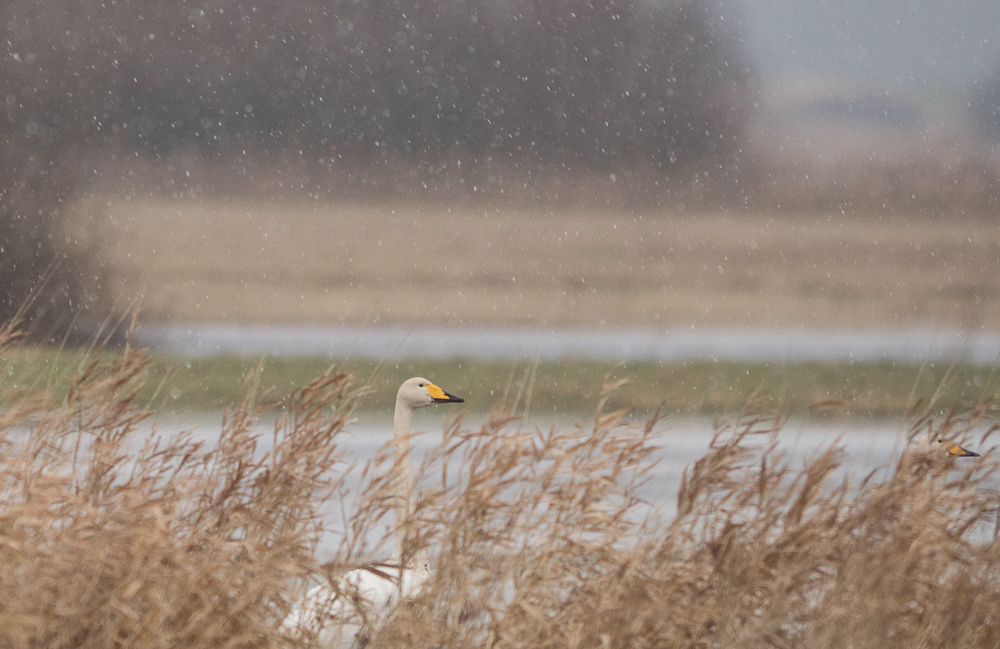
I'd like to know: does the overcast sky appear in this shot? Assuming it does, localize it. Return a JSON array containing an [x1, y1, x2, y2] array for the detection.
[[729, 0, 1000, 87]]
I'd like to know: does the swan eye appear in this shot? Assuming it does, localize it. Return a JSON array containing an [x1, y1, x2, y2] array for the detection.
[[418, 383, 425, 387]]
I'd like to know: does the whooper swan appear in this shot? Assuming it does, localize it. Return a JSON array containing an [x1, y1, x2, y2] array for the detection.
[[282, 377, 464, 648], [904, 431, 980, 475], [915, 432, 979, 459]]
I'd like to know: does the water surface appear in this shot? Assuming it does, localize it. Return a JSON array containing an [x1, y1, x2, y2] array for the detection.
[[137, 325, 1000, 364], [155, 413, 994, 557]]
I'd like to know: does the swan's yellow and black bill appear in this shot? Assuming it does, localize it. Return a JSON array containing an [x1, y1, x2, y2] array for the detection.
[[425, 383, 465, 403], [946, 442, 979, 457]]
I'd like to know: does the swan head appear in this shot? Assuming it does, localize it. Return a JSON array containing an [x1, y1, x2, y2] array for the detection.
[[914, 432, 979, 458], [397, 377, 465, 410]]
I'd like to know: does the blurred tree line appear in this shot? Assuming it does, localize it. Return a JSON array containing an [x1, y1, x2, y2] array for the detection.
[[3, 0, 751, 163], [971, 71, 1000, 145], [1, 0, 753, 332]]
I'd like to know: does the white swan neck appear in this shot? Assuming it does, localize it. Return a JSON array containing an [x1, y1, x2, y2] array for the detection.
[[392, 398, 415, 564]]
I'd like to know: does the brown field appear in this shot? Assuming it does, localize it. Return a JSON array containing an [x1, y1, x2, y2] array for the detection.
[[68, 199, 1000, 330]]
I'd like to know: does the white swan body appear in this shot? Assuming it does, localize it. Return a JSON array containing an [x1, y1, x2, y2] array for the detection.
[[282, 377, 463, 648], [280, 559, 431, 647]]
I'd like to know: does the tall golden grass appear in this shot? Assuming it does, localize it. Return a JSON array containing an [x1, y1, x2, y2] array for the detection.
[[0, 322, 998, 648]]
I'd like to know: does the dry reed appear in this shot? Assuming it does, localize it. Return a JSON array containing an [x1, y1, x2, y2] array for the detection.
[[0, 322, 365, 648], [1, 325, 998, 648]]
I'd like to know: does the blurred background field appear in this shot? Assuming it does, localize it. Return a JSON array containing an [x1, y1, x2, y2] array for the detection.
[[66, 199, 1000, 331], [3, 0, 1000, 418], [52, 197, 1000, 418]]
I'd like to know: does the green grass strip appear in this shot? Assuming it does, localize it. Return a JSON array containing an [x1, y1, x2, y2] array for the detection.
[[3, 346, 998, 418]]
